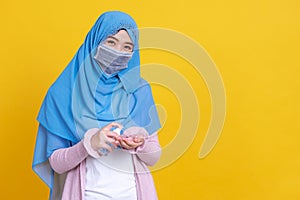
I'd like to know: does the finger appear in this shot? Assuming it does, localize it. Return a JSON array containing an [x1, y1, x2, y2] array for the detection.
[[125, 137, 144, 148], [103, 122, 123, 131], [114, 140, 120, 147], [106, 131, 121, 140], [119, 140, 129, 149], [114, 135, 122, 141], [133, 136, 144, 143], [106, 136, 116, 144], [122, 138, 139, 148], [119, 140, 132, 149], [101, 131, 119, 144]]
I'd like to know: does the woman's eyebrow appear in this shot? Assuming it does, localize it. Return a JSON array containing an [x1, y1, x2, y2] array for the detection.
[[107, 36, 119, 41], [124, 41, 134, 46]]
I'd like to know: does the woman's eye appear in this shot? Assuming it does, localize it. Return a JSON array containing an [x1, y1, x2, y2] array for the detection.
[[124, 45, 133, 52], [106, 40, 116, 46]]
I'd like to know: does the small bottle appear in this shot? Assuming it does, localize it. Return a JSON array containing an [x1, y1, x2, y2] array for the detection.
[[98, 127, 123, 156]]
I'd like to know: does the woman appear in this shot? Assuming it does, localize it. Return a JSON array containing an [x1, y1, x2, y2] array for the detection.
[[32, 11, 161, 200]]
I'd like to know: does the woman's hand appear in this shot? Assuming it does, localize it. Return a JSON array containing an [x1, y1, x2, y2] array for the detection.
[[90, 122, 123, 153], [118, 134, 145, 150]]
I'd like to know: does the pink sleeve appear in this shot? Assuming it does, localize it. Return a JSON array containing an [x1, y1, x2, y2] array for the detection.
[[49, 128, 101, 174], [123, 127, 161, 166], [136, 133, 161, 166], [48, 140, 88, 174]]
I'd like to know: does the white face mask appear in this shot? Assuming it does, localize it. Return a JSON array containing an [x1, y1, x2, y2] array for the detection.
[[94, 44, 133, 76]]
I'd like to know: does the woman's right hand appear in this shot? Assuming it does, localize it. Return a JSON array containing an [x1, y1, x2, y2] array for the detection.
[[90, 122, 123, 153]]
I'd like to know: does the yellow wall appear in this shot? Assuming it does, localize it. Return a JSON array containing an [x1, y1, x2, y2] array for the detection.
[[0, 0, 299, 199]]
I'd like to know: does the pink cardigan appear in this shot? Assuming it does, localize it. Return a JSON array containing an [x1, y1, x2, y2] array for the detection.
[[48, 127, 161, 200]]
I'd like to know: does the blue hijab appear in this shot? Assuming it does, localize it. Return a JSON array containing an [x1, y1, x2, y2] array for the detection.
[[32, 11, 161, 189]]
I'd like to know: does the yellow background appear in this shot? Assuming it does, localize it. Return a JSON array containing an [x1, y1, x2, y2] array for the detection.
[[0, 0, 299, 199]]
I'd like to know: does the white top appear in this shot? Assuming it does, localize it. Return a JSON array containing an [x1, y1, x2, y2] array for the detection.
[[85, 148, 137, 200]]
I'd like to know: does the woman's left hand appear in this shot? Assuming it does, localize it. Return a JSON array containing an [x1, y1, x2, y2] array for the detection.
[[118, 134, 145, 150]]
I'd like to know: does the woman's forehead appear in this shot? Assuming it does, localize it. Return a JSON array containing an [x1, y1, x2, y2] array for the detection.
[[108, 30, 133, 43]]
